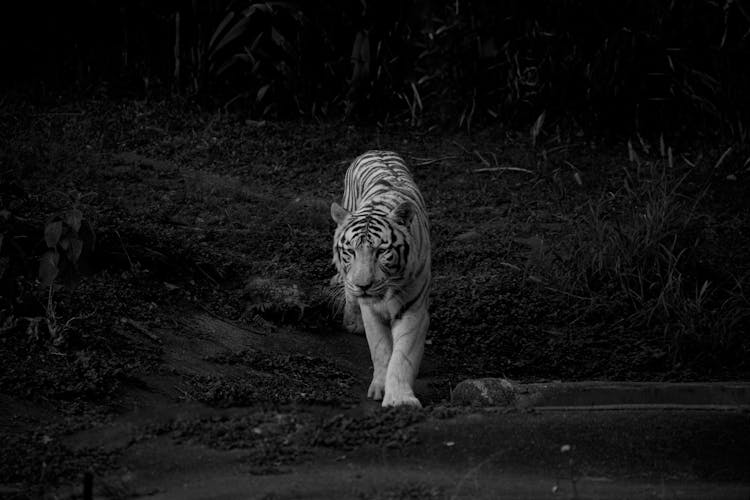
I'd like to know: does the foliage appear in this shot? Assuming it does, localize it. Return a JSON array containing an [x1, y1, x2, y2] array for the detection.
[[2, 0, 749, 134], [0, 187, 96, 346], [39, 207, 94, 287], [555, 150, 750, 368], [200, 1, 304, 116]]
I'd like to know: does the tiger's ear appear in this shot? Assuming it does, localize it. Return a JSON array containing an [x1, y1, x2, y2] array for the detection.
[[331, 202, 350, 225], [389, 201, 415, 227]]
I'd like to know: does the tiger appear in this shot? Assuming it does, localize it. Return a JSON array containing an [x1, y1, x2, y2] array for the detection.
[[330, 150, 431, 408]]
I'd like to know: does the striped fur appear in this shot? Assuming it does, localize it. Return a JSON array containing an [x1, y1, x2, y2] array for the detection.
[[331, 151, 430, 407]]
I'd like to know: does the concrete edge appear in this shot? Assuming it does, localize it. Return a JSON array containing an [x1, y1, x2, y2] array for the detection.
[[450, 378, 750, 409]]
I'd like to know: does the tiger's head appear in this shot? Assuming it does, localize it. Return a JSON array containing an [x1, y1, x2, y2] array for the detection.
[[331, 201, 415, 301]]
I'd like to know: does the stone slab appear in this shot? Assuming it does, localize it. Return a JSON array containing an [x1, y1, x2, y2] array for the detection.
[[451, 378, 750, 409]]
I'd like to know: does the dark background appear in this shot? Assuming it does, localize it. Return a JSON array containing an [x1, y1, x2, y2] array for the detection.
[[2, 2, 750, 495], [2, 0, 749, 136]]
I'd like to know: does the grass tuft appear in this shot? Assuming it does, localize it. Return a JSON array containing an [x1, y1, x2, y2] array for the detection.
[[555, 154, 750, 372]]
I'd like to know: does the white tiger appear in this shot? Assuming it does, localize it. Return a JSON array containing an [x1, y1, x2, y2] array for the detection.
[[331, 151, 431, 407]]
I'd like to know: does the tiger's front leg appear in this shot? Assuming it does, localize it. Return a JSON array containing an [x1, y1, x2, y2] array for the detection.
[[360, 303, 392, 401], [382, 307, 428, 408], [343, 294, 365, 333], [334, 275, 365, 333]]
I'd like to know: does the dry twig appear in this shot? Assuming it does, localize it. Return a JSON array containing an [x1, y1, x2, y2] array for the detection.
[[410, 155, 460, 167], [473, 167, 534, 174]]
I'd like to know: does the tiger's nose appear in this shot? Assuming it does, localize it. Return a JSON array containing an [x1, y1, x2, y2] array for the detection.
[[357, 282, 372, 292]]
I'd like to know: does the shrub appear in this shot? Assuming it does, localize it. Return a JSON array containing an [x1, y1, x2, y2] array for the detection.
[[556, 152, 750, 369], [1, 0, 748, 132]]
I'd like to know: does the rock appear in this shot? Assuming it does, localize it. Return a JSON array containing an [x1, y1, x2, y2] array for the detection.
[[451, 378, 518, 406], [452, 380, 750, 409], [243, 277, 307, 321], [454, 230, 481, 242]]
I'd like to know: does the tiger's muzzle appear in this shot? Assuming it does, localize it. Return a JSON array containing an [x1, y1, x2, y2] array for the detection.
[[346, 280, 386, 299]]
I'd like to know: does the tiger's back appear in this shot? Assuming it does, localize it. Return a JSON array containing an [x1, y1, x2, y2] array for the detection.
[[341, 151, 428, 218]]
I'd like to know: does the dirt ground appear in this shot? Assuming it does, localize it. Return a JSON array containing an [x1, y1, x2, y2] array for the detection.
[[1, 99, 749, 498]]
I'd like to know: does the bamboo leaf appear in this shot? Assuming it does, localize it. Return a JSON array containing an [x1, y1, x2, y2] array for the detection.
[[209, 15, 252, 58], [215, 53, 252, 76], [411, 82, 423, 111], [241, 4, 270, 17], [531, 111, 546, 147], [249, 32, 264, 52], [256, 84, 270, 103], [208, 11, 235, 51], [271, 27, 287, 48]]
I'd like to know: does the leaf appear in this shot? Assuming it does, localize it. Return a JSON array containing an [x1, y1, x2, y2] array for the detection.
[[270, 27, 287, 48], [44, 221, 63, 248], [530, 111, 545, 147], [249, 31, 264, 52], [627, 140, 639, 163], [211, 1, 277, 57], [39, 250, 59, 287], [256, 84, 270, 103], [241, 3, 272, 17], [214, 53, 249, 76], [209, 15, 252, 58], [66, 238, 83, 264], [208, 11, 235, 51], [65, 209, 83, 233], [411, 82, 423, 111]]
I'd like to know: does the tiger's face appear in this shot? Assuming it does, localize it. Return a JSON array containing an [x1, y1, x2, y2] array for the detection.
[[331, 201, 414, 301], [337, 237, 402, 300]]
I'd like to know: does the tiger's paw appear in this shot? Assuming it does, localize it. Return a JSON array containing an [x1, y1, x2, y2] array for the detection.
[[367, 380, 385, 401], [382, 391, 422, 408]]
